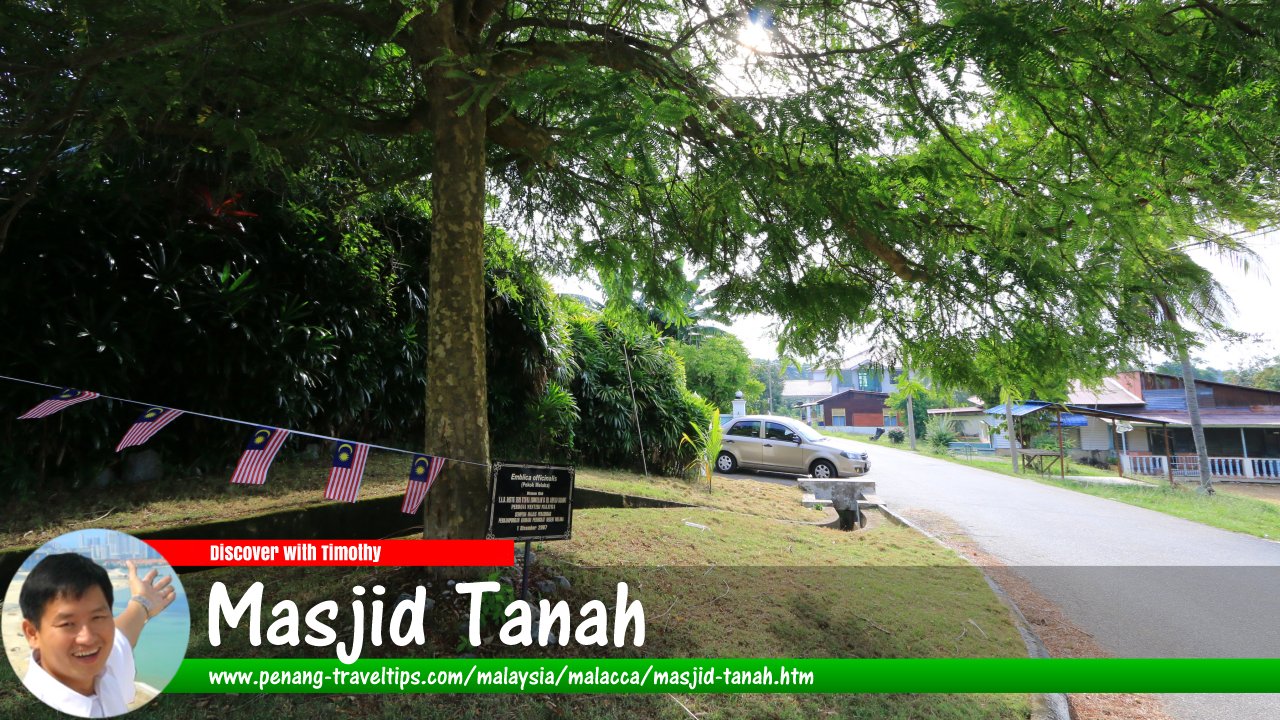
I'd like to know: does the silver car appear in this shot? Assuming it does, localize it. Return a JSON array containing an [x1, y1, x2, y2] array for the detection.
[[716, 414, 870, 478]]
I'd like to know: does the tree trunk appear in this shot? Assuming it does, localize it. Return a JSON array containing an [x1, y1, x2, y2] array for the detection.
[[1156, 296, 1213, 493], [906, 393, 917, 450], [1177, 341, 1214, 493], [422, 64, 492, 543]]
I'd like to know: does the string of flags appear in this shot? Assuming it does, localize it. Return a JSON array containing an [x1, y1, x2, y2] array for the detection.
[[6, 377, 452, 515]]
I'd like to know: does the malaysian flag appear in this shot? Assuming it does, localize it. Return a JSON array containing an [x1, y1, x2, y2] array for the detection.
[[17, 388, 100, 419], [324, 442, 369, 503], [401, 454, 445, 515], [115, 407, 183, 451], [229, 427, 290, 485]]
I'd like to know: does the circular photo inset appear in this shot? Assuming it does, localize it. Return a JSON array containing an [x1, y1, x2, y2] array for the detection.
[[3, 529, 189, 718]]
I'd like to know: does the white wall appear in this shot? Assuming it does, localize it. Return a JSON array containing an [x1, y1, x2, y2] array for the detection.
[[1079, 418, 1113, 451]]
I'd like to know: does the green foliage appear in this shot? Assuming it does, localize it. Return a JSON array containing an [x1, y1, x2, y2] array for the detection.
[[567, 315, 712, 476], [751, 358, 788, 415], [887, 428, 906, 445], [1225, 356, 1280, 391], [680, 401, 722, 489], [925, 415, 959, 452], [0, 144, 568, 491], [675, 334, 764, 411], [1150, 359, 1222, 381], [887, 381, 953, 440], [1031, 434, 1076, 452], [7, 1, 1280, 506], [466, 571, 516, 644]]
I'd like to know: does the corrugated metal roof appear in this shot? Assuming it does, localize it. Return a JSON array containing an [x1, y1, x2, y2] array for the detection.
[[780, 379, 834, 398], [1121, 408, 1280, 428], [1068, 377, 1144, 406], [983, 401, 1055, 417]]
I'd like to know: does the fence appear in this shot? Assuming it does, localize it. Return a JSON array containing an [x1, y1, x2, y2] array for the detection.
[[1121, 453, 1280, 482]]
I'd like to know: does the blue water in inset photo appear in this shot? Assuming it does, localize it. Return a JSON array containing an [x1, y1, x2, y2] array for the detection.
[[5, 528, 191, 701]]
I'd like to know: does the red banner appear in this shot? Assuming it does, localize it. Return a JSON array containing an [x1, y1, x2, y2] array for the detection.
[[147, 539, 513, 567]]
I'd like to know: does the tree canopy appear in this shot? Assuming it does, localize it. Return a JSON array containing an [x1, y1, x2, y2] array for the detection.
[[5, 1, 1279, 535]]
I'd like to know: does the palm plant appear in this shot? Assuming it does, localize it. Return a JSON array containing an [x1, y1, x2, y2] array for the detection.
[[681, 405, 722, 493]]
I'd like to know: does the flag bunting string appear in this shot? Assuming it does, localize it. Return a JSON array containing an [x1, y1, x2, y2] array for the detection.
[[0, 374, 489, 469]]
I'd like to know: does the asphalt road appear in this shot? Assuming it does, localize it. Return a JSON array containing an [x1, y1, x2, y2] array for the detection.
[[724, 442, 1280, 720]]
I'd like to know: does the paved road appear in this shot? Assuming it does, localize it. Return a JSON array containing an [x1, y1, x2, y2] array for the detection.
[[726, 443, 1280, 720]]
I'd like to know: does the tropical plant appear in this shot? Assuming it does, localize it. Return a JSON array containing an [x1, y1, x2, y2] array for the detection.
[[924, 415, 958, 452], [567, 315, 711, 476], [681, 404, 723, 493]]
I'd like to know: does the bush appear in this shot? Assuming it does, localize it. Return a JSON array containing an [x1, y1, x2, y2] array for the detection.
[[887, 428, 906, 444], [925, 415, 958, 452], [0, 152, 572, 492], [567, 315, 712, 475]]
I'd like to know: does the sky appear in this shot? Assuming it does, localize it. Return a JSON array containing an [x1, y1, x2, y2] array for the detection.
[[553, 230, 1280, 371]]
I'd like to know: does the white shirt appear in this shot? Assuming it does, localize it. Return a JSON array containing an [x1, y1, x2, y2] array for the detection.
[[22, 627, 137, 718]]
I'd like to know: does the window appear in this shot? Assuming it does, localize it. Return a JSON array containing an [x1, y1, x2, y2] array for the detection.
[[766, 422, 798, 442], [831, 408, 846, 427], [727, 420, 760, 438]]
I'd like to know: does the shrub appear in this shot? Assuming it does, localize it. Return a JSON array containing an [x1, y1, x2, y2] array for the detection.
[[567, 315, 712, 475], [887, 428, 906, 444], [925, 415, 958, 451]]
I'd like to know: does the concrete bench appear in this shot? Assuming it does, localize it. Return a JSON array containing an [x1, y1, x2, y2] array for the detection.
[[796, 478, 877, 530]]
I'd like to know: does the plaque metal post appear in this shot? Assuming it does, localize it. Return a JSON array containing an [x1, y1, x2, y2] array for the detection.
[[520, 540, 532, 601]]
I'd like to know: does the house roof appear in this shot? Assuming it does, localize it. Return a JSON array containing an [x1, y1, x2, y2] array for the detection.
[[1068, 377, 1144, 406], [813, 388, 890, 404], [928, 406, 987, 416], [1117, 408, 1280, 428], [781, 379, 834, 398]]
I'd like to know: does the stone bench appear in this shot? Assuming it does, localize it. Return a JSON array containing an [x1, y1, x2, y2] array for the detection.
[[796, 478, 877, 530]]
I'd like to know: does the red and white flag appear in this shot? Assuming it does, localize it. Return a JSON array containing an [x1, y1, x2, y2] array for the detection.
[[324, 442, 369, 503], [115, 407, 183, 451], [229, 427, 290, 485], [18, 389, 100, 419], [401, 454, 446, 515]]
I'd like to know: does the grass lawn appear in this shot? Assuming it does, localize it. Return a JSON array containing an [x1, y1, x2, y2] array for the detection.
[[0, 454, 414, 551], [1, 466, 1033, 720], [1026, 476, 1280, 539], [828, 432, 1280, 539]]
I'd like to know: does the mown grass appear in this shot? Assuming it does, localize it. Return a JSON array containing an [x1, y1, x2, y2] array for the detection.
[[1027, 476, 1280, 539], [0, 454, 417, 551], [575, 466, 825, 522]]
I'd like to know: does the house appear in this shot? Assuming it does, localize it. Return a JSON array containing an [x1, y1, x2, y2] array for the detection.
[[1066, 372, 1280, 481], [780, 354, 901, 424], [808, 388, 898, 434], [927, 398, 991, 441]]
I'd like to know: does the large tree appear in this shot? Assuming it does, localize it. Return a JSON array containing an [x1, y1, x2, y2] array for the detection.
[[4, 1, 1279, 536]]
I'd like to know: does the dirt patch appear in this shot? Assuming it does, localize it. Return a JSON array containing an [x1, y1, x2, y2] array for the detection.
[[896, 507, 1175, 720], [1217, 482, 1280, 507]]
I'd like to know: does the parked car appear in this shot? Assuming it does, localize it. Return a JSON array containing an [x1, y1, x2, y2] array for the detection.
[[716, 414, 869, 478]]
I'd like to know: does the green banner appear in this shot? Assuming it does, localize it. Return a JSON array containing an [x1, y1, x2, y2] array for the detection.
[[169, 658, 1280, 694]]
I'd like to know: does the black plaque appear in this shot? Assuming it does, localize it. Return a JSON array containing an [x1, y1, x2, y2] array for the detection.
[[486, 462, 575, 541]]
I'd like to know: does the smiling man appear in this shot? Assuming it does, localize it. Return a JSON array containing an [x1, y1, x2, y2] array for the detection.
[[18, 553, 177, 718]]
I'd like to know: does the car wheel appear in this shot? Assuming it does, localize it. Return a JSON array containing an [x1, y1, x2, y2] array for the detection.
[[715, 451, 738, 473], [810, 459, 837, 479]]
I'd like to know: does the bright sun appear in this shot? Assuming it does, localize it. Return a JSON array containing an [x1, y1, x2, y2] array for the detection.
[[738, 21, 772, 53]]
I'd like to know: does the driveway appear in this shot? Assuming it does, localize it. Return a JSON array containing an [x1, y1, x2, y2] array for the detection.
[[724, 443, 1280, 720]]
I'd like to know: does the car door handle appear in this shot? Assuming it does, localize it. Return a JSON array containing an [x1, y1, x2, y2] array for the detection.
[[763, 443, 774, 447]]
